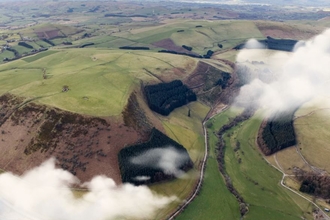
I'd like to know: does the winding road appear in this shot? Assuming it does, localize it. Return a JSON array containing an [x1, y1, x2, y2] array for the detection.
[[167, 105, 228, 220]]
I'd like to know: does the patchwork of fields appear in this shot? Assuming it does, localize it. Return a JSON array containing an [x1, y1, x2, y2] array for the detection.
[[0, 6, 329, 218]]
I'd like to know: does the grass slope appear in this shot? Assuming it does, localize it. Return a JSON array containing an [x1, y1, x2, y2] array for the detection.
[[294, 107, 330, 173], [219, 109, 313, 220], [175, 109, 241, 220], [0, 49, 197, 116], [114, 20, 264, 54], [178, 108, 313, 220], [150, 102, 210, 219]]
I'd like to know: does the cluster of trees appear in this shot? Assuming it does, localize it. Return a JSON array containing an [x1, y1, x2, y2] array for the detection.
[[62, 41, 72, 45], [260, 110, 296, 155], [203, 50, 214, 59], [158, 50, 203, 58], [144, 80, 196, 116], [119, 46, 150, 50], [118, 128, 193, 185], [6, 47, 19, 57], [182, 45, 192, 51], [42, 38, 55, 46], [294, 169, 330, 199], [215, 107, 255, 216], [80, 42, 94, 48], [158, 49, 214, 59], [18, 41, 33, 49], [215, 71, 231, 89]]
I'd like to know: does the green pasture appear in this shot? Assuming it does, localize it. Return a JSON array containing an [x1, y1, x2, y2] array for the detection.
[[23, 50, 59, 63], [151, 101, 211, 219], [295, 108, 330, 173], [0, 49, 197, 116], [175, 107, 313, 220], [11, 45, 33, 55], [115, 20, 264, 54], [0, 50, 15, 61], [34, 40, 53, 48], [25, 41, 42, 49], [220, 109, 313, 220], [175, 108, 242, 220]]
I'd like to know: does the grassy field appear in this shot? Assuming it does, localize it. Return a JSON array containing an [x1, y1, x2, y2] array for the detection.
[[0, 50, 15, 61], [150, 101, 210, 219], [294, 107, 330, 173], [112, 20, 265, 54], [173, 108, 243, 220], [176, 108, 313, 220], [266, 147, 312, 175], [220, 109, 313, 220], [0, 42, 222, 220], [0, 49, 197, 116]]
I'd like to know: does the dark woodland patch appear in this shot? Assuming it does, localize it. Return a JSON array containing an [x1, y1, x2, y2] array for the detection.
[[234, 37, 298, 52], [118, 128, 193, 185], [259, 110, 296, 155], [144, 80, 196, 116], [18, 42, 33, 49]]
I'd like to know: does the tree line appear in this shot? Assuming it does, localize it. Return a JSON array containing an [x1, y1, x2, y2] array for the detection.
[[215, 107, 256, 217], [42, 38, 55, 46], [18, 41, 33, 49], [119, 46, 150, 50], [158, 49, 215, 59]]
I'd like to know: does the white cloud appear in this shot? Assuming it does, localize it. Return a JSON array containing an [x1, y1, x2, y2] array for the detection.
[[244, 39, 266, 49], [234, 29, 330, 116], [130, 146, 190, 178], [0, 158, 175, 220]]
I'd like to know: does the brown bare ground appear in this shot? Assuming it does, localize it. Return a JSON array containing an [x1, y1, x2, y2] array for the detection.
[[0, 94, 149, 185], [184, 60, 238, 107], [35, 29, 63, 39]]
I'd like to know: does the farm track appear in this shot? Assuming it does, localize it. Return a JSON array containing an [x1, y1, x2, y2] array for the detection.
[[261, 140, 330, 220], [293, 108, 330, 174], [167, 105, 227, 220]]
